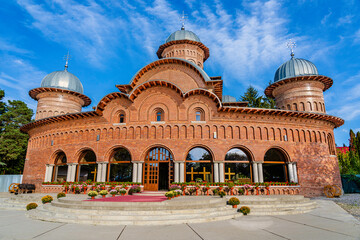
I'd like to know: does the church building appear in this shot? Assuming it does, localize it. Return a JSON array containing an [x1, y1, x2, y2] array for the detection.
[[21, 25, 344, 197]]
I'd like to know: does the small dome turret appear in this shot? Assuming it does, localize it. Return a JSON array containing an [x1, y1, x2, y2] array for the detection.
[[41, 70, 84, 94], [274, 57, 318, 82]]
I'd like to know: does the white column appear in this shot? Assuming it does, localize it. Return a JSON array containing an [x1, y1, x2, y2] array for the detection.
[[293, 163, 298, 183], [101, 163, 108, 182], [137, 162, 143, 183], [66, 164, 72, 182], [288, 163, 294, 182], [96, 163, 103, 182], [214, 163, 219, 182], [47, 164, 54, 182], [174, 162, 179, 182], [179, 162, 185, 183], [44, 165, 49, 182], [54, 166, 59, 182], [132, 162, 138, 183], [252, 163, 258, 183], [258, 163, 264, 183], [219, 162, 225, 182]]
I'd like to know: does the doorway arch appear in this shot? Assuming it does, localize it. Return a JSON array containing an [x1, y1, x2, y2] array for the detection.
[[143, 147, 174, 191]]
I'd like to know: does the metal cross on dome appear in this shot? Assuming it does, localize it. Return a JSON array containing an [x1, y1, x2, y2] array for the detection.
[[287, 39, 296, 58], [64, 51, 71, 71], [180, 11, 188, 30]]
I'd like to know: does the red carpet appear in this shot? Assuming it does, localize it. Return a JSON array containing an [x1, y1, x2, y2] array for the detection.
[[85, 195, 167, 202]]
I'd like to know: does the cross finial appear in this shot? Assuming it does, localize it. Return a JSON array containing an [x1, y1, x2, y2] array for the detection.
[[287, 39, 296, 58], [64, 51, 71, 71], [180, 11, 188, 30]]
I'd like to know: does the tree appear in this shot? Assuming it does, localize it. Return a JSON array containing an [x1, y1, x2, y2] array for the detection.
[[337, 129, 360, 175], [239, 86, 276, 109], [0, 93, 33, 174]]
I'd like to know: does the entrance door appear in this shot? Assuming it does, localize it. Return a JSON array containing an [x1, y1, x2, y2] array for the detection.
[[143, 147, 174, 191]]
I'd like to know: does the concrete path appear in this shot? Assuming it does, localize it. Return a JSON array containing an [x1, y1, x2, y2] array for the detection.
[[0, 200, 359, 240]]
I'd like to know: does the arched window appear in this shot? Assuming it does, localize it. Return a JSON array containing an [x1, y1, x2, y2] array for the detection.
[[263, 148, 288, 182], [194, 108, 204, 121], [120, 114, 125, 123], [224, 148, 252, 182], [327, 134, 335, 155], [155, 109, 164, 122], [53, 152, 68, 182], [186, 147, 212, 182], [77, 150, 97, 182], [108, 148, 132, 182]]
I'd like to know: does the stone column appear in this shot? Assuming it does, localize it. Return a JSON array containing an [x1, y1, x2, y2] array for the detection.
[[219, 162, 225, 183], [137, 162, 143, 183], [293, 163, 298, 183], [258, 163, 264, 183], [252, 163, 258, 183], [47, 164, 54, 182], [179, 162, 185, 183], [66, 164, 72, 182], [96, 163, 103, 182], [101, 162, 108, 182], [76, 164, 80, 182], [174, 162, 179, 183], [53, 166, 59, 182], [288, 163, 294, 182], [214, 163, 219, 182], [44, 165, 49, 182], [132, 162, 138, 183]]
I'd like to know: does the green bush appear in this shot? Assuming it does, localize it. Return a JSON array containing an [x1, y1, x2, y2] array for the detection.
[[99, 190, 108, 196], [239, 206, 250, 215], [88, 191, 98, 197], [228, 197, 240, 206], [218, 190, 226, 198], [26, 203, 38, 211], [41, 195, 53, 204], [57, 192, 66, 199], [165, 191, 174, 198]]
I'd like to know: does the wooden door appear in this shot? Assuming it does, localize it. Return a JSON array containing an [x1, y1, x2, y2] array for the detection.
[[143, 147, 173, 191]]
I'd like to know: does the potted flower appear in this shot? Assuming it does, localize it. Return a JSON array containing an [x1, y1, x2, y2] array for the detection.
[[82, 183, 88, 194], [174, 189, 182, 197], [63, 183, 69, 194], [118, 188, 127, 196], [255, 183, 260, 195], [181, 184, 187, 196], [75, 186, 81, 194], [88, 190, 98, 199], [57, 192, 66, 199], [100, 184, 106, 190], [41, 195, 53, 204], [239, 206, 251, 215], [228, 183, 235, 195], [243, 184, 251, 195], [109, 189, 117, 197], [228, 197, 240, 208], [99, 190, 108, 198], [165, 191, 173, 200], [169, 185, 181, 191], [218, 190, 226, 198], [26, 203, 38, 211], [128, 185, 141, 195], [238, 188, 245, 195], [188, 187, 196, 196]]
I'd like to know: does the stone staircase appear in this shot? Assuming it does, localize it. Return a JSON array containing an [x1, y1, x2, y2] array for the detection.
[[27, 197, 238, 225], [232, 195, 317, 215], [0, 194, 47, 211]]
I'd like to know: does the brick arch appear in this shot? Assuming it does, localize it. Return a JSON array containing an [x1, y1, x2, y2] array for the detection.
[[74, 147, 97, 163], [96, 92, 131, 114], [225, 145, 255, 162], [183, 144, 215, 162], [104, 145, 133, 162], [263, 146, 291, 163], [50, 149, 67, 164], [140, 144, 176, 162]]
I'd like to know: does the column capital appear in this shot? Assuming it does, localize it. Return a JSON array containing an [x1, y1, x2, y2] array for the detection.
[[174, 160, 185, 163], [137, 161, 144, 164], [213, 161, 223, 164], [253, 161, 263, 164], [46, 164, 55, 167], [68, 163, 78, 166]]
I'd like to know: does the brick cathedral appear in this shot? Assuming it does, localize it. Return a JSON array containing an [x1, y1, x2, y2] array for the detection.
[[21, 26, 344, 196]]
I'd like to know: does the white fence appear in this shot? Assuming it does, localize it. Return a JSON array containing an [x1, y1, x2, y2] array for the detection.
[[0, 175, 22, 192]]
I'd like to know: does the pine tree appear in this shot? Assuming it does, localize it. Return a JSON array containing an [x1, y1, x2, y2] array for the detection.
[[0, 97, 33, 174], [240, 86, 276, 109]]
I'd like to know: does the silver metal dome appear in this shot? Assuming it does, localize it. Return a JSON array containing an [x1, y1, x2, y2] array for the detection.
[[40, 70, 84, 94], [274, 57, 319, 82], [166, 29, 201, 43]]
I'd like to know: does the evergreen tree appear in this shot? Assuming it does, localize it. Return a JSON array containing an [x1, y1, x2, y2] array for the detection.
[[240, 86, 276, 109], [337, 129, 360, 175], [0, 96, 33, 174]]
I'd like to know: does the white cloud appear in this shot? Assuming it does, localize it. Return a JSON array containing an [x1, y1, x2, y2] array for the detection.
[[321, 11, 332, 25], [328, 101, 360, 121], [337, 14, 354, 26], [0, 38, 31, 55]]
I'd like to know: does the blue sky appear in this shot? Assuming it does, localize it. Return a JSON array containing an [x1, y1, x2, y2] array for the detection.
[[0, 0, 359, 146]]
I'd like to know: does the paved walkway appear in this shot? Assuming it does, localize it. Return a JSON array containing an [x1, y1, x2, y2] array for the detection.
[[0, 200, 359, 240]]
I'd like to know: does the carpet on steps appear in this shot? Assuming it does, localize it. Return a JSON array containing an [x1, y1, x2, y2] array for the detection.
[[85, 195, 167, 202]]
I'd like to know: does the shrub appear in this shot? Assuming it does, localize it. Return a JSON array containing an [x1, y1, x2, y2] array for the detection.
[[128, 185, 141, 195], [188, 187, 196, 195], [239, 206, 250, 215], [99, 190, 108, 196], [169, 185, 181, 191], [218, 190, 226, 198], [26, 203, 38, 211], [109, 189, 117, 195], [57, 193, 66, 199], [165, 191, 174, 198], [174, 189, 182, 196], [228, 197, 240, 206], [41, 195, 53, 204], [88, 191, 98, 197], [238, 188, 245, 195], [118, 188, 127, 195]]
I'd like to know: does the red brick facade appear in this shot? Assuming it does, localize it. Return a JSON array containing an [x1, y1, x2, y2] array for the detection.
[[21, 36, 344, 197]]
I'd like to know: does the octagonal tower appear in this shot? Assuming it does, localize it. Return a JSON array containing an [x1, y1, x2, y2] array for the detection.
[[29, 63, 91, 120], [156, 26, 209, 69], [265, 53, 333, 113]]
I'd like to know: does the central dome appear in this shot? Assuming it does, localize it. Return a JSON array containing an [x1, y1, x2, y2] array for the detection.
[[274, 57, 318, 82], [165, 29, 201, 43], [41, 70, 84, 94]]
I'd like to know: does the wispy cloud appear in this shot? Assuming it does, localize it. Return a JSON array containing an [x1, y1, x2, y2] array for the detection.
[[337, 14, 354, 26], [0, 38, 31, 54]]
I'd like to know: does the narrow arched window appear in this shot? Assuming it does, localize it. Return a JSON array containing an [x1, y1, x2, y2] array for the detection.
[[196, 111, 201, 121], [155, 109, 164, 122], [119, 114, 125, 123]]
